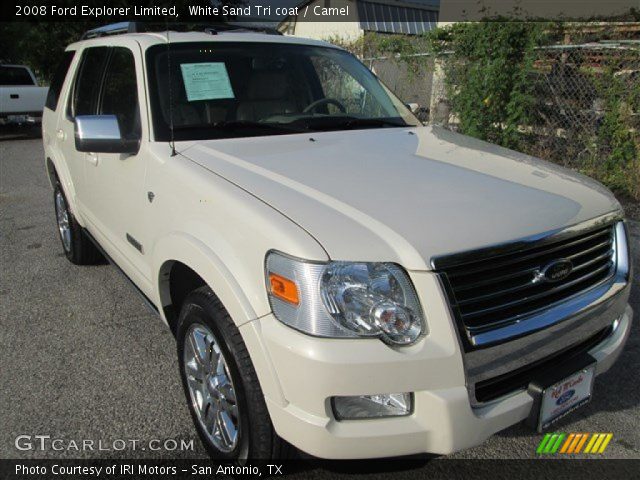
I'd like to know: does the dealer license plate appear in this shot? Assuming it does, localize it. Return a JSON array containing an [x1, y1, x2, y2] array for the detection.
[[538, 365, 595, 432]]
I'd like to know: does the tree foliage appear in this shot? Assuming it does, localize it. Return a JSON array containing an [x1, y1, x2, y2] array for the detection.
[[584, 60, 640, 198], [434, 21, 547, 149]]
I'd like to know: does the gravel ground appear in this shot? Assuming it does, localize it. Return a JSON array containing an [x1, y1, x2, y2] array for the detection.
[[1, 134, 638, 475]]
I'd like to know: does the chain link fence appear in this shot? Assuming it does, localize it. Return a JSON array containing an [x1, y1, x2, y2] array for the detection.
[[525, 43, 639, 164], [438, 41, 640, 199], [364, 54, 435, 122]]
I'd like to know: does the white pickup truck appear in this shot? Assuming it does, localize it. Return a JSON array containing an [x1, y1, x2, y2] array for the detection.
[[0, 64, 48, 126], [42, 24, 632, 461]]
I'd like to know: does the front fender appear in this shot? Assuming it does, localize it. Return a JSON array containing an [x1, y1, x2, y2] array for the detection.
[[152, 231, 258, 328], [151, 231, 288, 407]]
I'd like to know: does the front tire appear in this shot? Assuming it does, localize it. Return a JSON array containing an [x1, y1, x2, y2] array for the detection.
[[53, 182, 102, 265], [177, 286, 289, 461]]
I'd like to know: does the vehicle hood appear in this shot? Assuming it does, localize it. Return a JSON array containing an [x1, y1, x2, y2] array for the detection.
[[180, 126, 621, 270]]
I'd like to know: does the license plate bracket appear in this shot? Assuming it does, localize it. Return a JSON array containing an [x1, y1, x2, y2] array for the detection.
[[526, 353, 596, 432]]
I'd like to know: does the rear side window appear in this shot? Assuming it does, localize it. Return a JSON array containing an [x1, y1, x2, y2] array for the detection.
[[45, 51, 75, 111], [69, 47, 109, 118], [0, 66, 35, 86], [99, 47, 140, 139]]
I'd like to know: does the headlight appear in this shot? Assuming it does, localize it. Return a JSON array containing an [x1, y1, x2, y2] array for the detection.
[[265, 251, 426, 345]]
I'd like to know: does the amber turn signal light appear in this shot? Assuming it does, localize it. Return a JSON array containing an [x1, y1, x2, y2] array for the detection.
[[269, 273, 300, 306]]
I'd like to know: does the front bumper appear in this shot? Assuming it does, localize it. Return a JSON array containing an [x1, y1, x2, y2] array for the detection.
[[0, 113, 41, 125], [241, 269, 633, 459]]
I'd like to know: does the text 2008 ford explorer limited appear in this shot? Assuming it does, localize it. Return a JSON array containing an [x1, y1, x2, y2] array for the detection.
[[42, 24, 633, 461]]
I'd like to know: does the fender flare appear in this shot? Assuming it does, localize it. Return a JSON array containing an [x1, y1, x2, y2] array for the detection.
[[153, 231, 259, 326]]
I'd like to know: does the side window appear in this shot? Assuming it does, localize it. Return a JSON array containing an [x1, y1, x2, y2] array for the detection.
[[99, 47, 140, 139], [0, 66, 35, 86], [69, 47, 109, 118], [310, 55, 384, 117], [45, 51, 75, 111]]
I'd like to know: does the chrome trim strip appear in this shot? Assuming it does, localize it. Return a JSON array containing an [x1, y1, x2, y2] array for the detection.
[[455, 266, 539, 292], [448, 229, 612, 279], [463, 262, 613, 317], [615, 221, 631, 282], [571, 250, 614, 272], [568, 240, 613, 260], [466, 284, 630, 406], [457, 250, 613, 305], [470, 272, 622, 346]]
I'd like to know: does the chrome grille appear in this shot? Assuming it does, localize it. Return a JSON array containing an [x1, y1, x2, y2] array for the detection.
[[437, 224, 617, 337]]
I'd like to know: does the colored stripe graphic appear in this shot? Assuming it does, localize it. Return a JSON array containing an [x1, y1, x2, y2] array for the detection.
[[564, 433, 581, 453], [585, 433, 614, 454], [597, 433, 613, 454], [591, 434, 606, 453], [584, 433, 599, 453], [574, 433, 589, 453], [559, 433, 575, 453], [550, 433, 565, 453], [544, 433, 558, 453], [537, 434, 552, 454], [538, 433, 613, 455], [537, 433, 565, 454]]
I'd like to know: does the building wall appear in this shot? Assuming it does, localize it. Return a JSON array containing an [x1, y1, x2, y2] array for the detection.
[[281, 0, 363, 41], [289, 20, 363, 41]]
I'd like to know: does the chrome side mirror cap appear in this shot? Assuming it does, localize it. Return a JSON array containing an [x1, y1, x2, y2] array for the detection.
[[74, 115, 140, 154]]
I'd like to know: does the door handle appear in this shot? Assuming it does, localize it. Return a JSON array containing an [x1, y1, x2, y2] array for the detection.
[[56, 129, 65, 141], [85, 153, 98, 166], [10, 93, 19, 99]]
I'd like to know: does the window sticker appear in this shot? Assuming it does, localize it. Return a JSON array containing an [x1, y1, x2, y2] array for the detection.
[[180, 62, 235, 101]]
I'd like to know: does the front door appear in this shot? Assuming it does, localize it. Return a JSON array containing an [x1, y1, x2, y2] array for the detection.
[[82, 45, 152, 289]]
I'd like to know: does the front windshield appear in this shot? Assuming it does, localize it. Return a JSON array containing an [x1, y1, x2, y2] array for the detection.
[[146, 41, 419, 141]]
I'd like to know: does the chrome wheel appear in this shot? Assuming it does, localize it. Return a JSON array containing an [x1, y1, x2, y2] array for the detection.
[[183, 323, 239, 452], [55, 190, 71, 252]]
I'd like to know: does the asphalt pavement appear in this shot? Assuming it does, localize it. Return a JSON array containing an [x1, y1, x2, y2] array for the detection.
[[1, 133, 638, 476]]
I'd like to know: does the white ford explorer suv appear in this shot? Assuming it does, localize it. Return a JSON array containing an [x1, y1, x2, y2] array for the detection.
[[42, 23, 633, 461]]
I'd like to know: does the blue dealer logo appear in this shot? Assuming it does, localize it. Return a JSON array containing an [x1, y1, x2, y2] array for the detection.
[[556, 389, 576, 406]]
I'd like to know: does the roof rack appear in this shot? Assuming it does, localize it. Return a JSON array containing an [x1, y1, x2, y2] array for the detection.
[[80, 22, 281, 40], [201, 24, 281, 35], [81, 22, 141, 40]]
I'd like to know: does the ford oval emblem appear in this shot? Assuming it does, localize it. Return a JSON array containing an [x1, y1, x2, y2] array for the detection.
[[541, 259, 573, 283], [556, 389, 575, 406]]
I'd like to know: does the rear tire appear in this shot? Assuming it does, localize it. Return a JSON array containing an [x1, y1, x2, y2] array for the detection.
[[53, 182, 102, 265], [177, 286, 291, 461]]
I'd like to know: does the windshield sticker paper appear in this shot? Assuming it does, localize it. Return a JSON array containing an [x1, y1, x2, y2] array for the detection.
[[180, 63, 234, 101]]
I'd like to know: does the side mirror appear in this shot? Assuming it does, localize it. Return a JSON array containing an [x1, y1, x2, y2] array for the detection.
[[74, 115, 140, 154]]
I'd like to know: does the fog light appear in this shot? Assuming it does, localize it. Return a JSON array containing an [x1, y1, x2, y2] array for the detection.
[[332, 393, 412, 420]]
